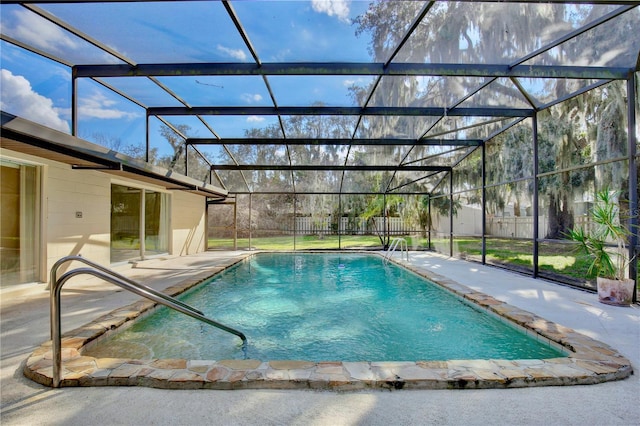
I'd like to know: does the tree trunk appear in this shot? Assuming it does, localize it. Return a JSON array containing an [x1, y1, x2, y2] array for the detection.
[[546, 192, 574, 239]]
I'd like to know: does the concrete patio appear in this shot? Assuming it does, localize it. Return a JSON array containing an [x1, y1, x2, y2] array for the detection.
[[1, 251, 638, 425]]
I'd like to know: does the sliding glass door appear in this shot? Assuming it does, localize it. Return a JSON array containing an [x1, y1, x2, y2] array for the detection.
[[111, 184, 169, 263], [1, 160, 40, 286], [111, 185, 141, 263], [144, 190, 169, 256]]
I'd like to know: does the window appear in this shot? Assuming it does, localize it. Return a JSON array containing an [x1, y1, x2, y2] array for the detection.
[[111, 184, 169, 263]]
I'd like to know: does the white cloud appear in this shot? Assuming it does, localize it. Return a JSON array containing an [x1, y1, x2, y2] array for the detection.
[[78, 91, 140, 120], [8, 9, 79, 55], [5, 10, 122, 64], [343, 77, 370, 87], [0, 69, 70, 133], [241, 93, 263, 104], [217, 45, 247, 61], [311, 0, 351, 23], [247, 116, 265, 123]]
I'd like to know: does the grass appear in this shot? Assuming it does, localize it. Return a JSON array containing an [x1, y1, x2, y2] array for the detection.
[[446, 238, 594, 280], [209, 235, 638, 286], [210, 234, 626, 283], [208, 234, 443, 250], [209, 235, 387, 250]]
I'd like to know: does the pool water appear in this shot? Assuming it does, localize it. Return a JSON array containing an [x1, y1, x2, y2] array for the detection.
[[85, 253, 565, 362]]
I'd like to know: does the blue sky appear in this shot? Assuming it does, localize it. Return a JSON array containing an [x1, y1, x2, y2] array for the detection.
[[3, 0, 628, 159], [0, 0, 372, 157]]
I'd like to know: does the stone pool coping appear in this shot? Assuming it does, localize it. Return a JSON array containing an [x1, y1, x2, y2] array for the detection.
[[24, 252, 633, 390]]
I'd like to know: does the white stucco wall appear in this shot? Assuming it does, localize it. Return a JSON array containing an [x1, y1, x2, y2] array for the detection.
[[1, 148, 208, 284], [46, 159, 112, 269], [171, 191, 207, 255]]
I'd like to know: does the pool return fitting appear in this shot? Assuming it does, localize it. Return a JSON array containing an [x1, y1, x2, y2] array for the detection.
[[49, 255, 247, 388]]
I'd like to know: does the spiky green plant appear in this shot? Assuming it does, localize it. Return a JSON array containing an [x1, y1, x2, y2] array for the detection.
[[566, 189, 631, 281]]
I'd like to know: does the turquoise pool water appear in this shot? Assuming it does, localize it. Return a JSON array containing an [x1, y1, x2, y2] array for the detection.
[[85, 253, 565, 362]]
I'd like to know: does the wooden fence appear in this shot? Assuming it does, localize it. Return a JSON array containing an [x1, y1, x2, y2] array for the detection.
[[295, 214, 593, 238], [294, 217, 410, 235]]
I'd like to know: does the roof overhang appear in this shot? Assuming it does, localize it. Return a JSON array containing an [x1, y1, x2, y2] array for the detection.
[[0, 112, 228, 200]]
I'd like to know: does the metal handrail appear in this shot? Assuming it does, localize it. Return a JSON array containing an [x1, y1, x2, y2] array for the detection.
[[51, 267, 247, 388], [48, 255, 204, 338], [384, 237, 409, 263]]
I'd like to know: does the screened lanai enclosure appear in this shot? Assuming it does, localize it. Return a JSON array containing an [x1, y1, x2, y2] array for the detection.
[[0, 0, 638, 295]]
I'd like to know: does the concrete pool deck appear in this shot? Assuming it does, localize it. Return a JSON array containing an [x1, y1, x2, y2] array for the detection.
[[2, 251, 639, 424]]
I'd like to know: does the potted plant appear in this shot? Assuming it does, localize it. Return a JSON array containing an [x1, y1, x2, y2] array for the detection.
[[567, 188, 635, 306]]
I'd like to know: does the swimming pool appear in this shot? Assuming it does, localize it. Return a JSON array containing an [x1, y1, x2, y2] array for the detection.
[[24, 251, 633, 390], [84, 253, 564, 362]]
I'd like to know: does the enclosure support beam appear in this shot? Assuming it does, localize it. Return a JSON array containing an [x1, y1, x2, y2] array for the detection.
[[184, 144, 189, 177], [428, 196, 432, 251], [449, 173, 454, 258], [230, 191, 440, 196], [233, 200, 238, 251], [75, 62, 632, 81], [71, 73, 77, 137], [249, 194, 252, 251], [139, 189, 146, 261], [338, 194, 342, 250], [145, 113, 150, 163], [383, 193, 388, 249], [205, 201, 209, 251], [532, 113, 540, 278], [212, 165, 451, 172], [627, 75, 638, 302], [150, 106, 533, 118], [482, 142, 487, 265], [187, 138, 483, 147]]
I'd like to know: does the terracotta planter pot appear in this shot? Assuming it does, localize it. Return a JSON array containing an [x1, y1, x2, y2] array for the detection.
[[597, 277, 635, 306]]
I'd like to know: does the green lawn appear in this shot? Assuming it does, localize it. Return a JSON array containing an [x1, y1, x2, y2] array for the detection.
[[208, 234, 441, 250], [444, 238, 594, 280], [208, 235, 637, 286], [209, 235, 386, 250]]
